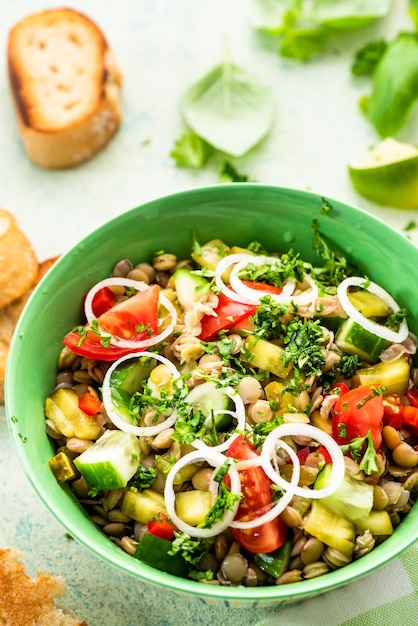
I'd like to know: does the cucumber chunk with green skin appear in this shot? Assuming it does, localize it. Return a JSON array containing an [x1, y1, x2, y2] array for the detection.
[[254, 533, 293, 578], [134, 532, 190, 577], [172, 267, 209, 309], [315, 463, 374, 522], [335, 317, 390, 363], [110, 357, 156, 394], [74, 430, 140, 491], [192, 381, 234, 431]]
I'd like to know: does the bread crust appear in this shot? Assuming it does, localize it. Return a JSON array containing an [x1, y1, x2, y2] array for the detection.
[[0, 548, 87, 626], [0, 255, 59, 404], [7, 8, 122, 168]]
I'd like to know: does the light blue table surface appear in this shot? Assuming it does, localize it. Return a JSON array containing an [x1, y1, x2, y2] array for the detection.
[[1, 1, 417, 625]]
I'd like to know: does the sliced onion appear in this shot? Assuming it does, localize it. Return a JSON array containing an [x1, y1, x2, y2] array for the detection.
[[337, 276, 409, 344], [214, 254, 260, 304], [261, 423, 345, 499], [185, 382, 246, 453], [229, 256, 297, 304], [164, 449, 241, 538], [229, 438, 301, 530], [102, 351, 182, 436], [84, 277, 177, 350]]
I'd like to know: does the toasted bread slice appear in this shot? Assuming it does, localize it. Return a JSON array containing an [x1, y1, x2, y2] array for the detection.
[[7, 8, 122, 168], [0, 208, 39, 309], [0, 256, 59, 404], [0, 548, 87, 626]]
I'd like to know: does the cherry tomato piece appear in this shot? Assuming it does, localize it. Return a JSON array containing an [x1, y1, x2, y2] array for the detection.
[[241, 281, 283, 295], [199, 294, 257, 341], [90, 286, 116, 317], [332, 385, 384, 451], [63, 285, 160, 361], [225, 435, 286, 554]]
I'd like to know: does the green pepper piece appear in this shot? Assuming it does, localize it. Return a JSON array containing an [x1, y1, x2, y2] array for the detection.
[[134, 532, 189, 577], [254, 533, 293, 578]]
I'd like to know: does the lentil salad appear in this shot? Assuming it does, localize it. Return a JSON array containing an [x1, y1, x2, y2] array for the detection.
[[45, 232, 418, 587]]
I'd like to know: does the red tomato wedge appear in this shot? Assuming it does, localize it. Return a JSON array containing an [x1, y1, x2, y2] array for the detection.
[[199, 294, 257, 341], [332, 385, 384, 450], [225, 434, 286, 554], [241, 280, 283, 295], [63, 285, 160, 361], [89, 286, 116, 317]]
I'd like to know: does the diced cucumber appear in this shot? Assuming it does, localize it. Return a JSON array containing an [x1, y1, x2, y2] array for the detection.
[[191, 238, 230, 270], [355, 510, 394, 537], [304, 501, 356, 557], [335, 317, 390, 364], [154, 454, 199, 484], [121, 488, 166, 524], [74, 430, 140, 492], [134, 532, 189, 577], [315, 463, 374, 522], [175, 490, 213, 526], [44, 388, 101, 439], [190, 381, 234, 431], [352, 356, 410, 395], [242, 337, 293, 379], [172, 268, 209, 310], [254, 533, 293, 578], [348, 289, 391, 318], [110, 357, 156, 394]]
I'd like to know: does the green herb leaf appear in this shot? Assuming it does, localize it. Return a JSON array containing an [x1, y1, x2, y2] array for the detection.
[[168, 531, 209, 565], [367, 33, 418, 137], [170, 130, 213, 168], [182, 58, 275, 157], [304, 0, 391, 30], [279, 25, 328, 61], [129, 464, 158, 490], [351, 39, 388, 76], [219, 161, 250, 183]]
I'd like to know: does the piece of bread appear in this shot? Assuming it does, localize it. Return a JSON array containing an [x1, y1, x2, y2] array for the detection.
[[0, 255, 59, 405], [0, 208, 39, 309], [7, 8, 122, 168], [0, 548, 87, 626]]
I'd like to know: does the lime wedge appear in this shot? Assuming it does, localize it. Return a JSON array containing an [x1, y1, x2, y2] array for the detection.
[[348, 138, 418, 209]]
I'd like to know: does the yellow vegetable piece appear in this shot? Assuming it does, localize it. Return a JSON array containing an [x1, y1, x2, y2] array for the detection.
[[121, 488, 166, 524], [353, 356, 410, 395], [243, 338, 293, 379], [175, 490, 213, 526]]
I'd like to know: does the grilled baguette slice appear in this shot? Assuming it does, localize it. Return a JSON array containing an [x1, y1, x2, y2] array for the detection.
[[7, 8, 122, 168], [0, 548, 87, 626]]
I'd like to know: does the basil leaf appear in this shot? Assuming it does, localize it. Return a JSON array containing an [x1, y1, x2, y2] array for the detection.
[[170, 131, 212, 168], [367, 33, 418, 137], [304, 0, 391, 30], [250, 0, 296, 34], [182, 60, 275, 157]]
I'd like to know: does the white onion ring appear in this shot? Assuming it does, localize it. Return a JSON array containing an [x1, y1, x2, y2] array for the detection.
[[337, 277, 409, 344], [261, 423, 345, 499], [214, 254, 260, 304], [102, 351, 182, 436], [229, 438, 301, 530], [229, 256, 297, 304], [84, 277, 177, 350], [185, 382, 246, 453], [164, 450, 241, 538]]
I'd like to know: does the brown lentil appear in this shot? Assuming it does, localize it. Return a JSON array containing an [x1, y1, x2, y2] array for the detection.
[[392, 442, 418, 467], [277, 569, 303, 585], [112, 259, 133, 277], [303, 561, 329, 579], [220, 553, 248, 583], [103, 522, 126, 537]]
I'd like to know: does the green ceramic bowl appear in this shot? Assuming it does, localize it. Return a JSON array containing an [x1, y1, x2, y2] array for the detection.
[[5, 184, 418, 609]]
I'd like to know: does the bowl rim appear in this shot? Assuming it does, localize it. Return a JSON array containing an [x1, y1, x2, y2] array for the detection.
[[5, 182, 418, 603]]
